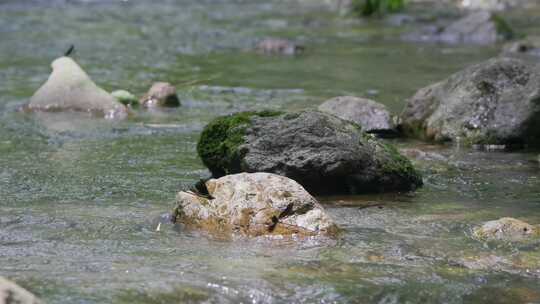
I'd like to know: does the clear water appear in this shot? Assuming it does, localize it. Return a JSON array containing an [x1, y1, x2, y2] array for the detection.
[[1, 1, 540, 303]]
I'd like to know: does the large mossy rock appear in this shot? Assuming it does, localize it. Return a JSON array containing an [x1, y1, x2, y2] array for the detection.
[[197, 110, 422, 195], [28, 57, 127, 119], [400, 57, 540, 146], [172, 172, 338, 238], [0, 277, 42, 304]]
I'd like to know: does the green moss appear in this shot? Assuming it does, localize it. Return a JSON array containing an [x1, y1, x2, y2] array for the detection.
[[351, 0, 404, 17], [376, 140, 423, 186], [491, 14, 514, 40], [197, 110, 283, 176]]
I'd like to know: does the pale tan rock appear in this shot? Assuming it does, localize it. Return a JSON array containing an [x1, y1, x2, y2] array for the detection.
[[172, 173, 337, 238], [139, 82, 180, 107], [473, 217, 538, 241]]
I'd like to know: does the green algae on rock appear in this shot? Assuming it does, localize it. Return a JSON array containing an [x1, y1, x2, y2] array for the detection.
[[400, 57, 540, 147], [111, 90, 139, 106], [196, 110, 283, 177], [198, 110, 422, 195], [28, 57, 128, 119], [172, 172, 338, 239]]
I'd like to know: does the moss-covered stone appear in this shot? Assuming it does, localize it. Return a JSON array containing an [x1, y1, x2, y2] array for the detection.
[[196, 110, 283, 177], [197, 110, 422, 195], [374, 138, 423, 185]]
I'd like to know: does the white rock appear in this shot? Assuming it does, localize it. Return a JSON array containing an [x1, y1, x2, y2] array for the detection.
[[29, 57, 127, 119], [0, 277, 42, 304]]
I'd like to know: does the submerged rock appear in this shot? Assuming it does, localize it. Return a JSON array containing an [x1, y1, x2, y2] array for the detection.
[[139, 82, 180, 107], [503, 36, 540, 57], [403, 11, 513, 45], [172, 172, 337, 238], [197, 110, 422, 195], [28, 57, 128, 119], [111, 90, 138, 106], [0, 277, 42, 304], [400, 57, 540, 147], [254, 38, 304, 55], [318, 96, 396, 136], [473, 217, 539, 242]]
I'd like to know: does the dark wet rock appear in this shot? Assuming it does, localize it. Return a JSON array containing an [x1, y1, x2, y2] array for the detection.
[[197, 110, 422, 195], [172, 172, 338, 238], [318, 96, 397, 137], [503, 36, 540, 57], [28, 57, 128, 119], [399, 57, 540, 147], [139, 82, 180, 107], [254, 38, 304, 55], [0, 277, 42, 304], [111, 90, 138, 106], [473, 217, 539, 242], [403, 11, 513, 45]]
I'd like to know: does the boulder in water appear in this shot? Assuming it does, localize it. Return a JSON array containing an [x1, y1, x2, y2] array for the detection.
[[139, 82, 180, 108], [254, 38, 304, 55], [399, 57, 540, 147], [172, 172, 338, 238], [28, 57, 128, 119], [197, 110, 422, 195], [318, 96, 396, 136], [473, 217, 539, 242]]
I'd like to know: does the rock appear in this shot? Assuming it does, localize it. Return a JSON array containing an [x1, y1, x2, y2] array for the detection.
[[318, 96, 397, 137], [139, 82, 180, 107], [399, 57, 540, 146], [403, 11, 513, 45], [197, 110, 422, 195], [0, 277, 42, 304], [459, 0, 514, 11], [473, 217, 539, 242], [28, 57, 128, 119], [111, 90, 138, 106], [254, 38, 304, 55], [503, 36, 540, 57], [172, 172, 338, 238]]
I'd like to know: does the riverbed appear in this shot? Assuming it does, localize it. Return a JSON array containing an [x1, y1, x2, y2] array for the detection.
[[1, 0, 540, 303]]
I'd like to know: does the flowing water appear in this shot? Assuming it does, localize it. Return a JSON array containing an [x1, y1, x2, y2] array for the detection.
[[1, 0, 540, 303]]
